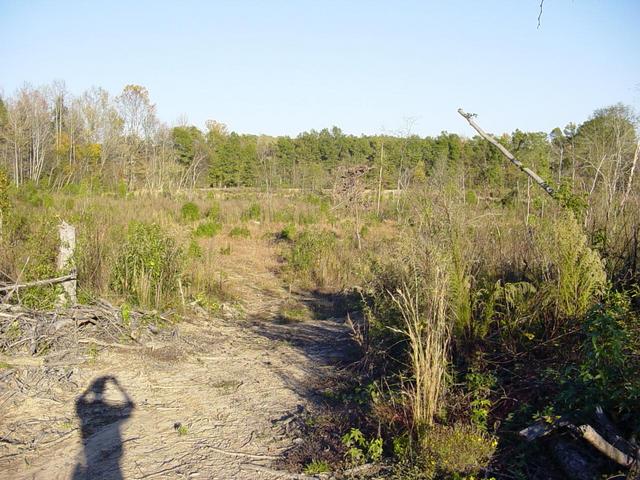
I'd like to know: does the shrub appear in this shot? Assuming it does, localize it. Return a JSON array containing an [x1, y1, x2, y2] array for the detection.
[[241, 202, 261, 221], [277, 224, 296, 242], [194, 221, 221, 238], [111, 222, 182, 308], [229, 226, 250, 238], [206, 201, 221, 221], [17, 182, 53, 208], [303, 460, 331, 474], [288, 230, 336, 274], [536, 213, 606, 319], [421, 424, 496, 476], [10, 214, 61, 309], [180, 202, 200, 221], [341, 428, 383, 465], [0, 168, 10, 221], [558, 291, 640, 423]]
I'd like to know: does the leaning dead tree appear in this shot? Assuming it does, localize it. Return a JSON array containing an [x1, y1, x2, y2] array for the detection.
[[458, 108, 556, 198]]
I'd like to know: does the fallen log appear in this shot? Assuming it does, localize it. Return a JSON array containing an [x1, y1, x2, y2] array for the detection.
[[520, 414, 638, 471], [0, 273, 77, 293]]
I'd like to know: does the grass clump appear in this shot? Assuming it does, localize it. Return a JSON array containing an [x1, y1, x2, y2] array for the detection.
[[303, 460, 331, 474], [241, 202, 261, 221], [287, 229, 339, 286], [180, 201, 200, 221], [229, 226, 250, 238], [421, 424, 496, 477], [194, 221, 221, 238], [176, 424, 188, 436], [111, 222, 183, 308], [277, 223, 296, 242]]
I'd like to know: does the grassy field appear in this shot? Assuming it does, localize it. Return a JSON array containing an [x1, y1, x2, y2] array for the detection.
[[1, 175, 638, 478]]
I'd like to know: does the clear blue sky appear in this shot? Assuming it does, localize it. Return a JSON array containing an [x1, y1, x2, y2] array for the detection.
[[1, 0, 638, 137]]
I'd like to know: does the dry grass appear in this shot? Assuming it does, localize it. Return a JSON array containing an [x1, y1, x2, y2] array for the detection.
[[390, 262, 451, 429]]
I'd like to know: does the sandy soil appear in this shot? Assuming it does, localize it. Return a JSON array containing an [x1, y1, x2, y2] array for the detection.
[[0, 237, 354, 479]]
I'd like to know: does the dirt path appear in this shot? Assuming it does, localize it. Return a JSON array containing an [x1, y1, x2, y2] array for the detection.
[[0, 237, 354, 479]]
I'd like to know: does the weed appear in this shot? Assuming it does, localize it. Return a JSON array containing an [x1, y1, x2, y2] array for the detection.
[[187, 238, 203, 258], [421, 424, 496, 476], [229, 226, 250, 238], [241, 202, 261, 221], [180, 202, 200, 221], [303, 460, 331, 474], [277, 224, 296, 242], [206, 201, 221, 221], [194, 221, 221, 238], [341, 428, 383, 465], [87, 343, 99, 363], [111, 222, 183, 308]]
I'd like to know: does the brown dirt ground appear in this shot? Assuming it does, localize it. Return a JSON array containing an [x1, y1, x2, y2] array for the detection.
[[0, 234, 355, 479]]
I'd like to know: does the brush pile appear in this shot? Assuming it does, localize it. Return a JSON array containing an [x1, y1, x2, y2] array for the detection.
[[0, 300, 167, 356]]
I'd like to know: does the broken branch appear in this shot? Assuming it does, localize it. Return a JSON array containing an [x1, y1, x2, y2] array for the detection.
[[0, 273, 77, 293], [458, 108, 556, 198]]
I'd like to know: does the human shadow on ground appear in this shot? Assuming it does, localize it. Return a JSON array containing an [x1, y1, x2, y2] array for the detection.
[[72, 376, 135, 480]]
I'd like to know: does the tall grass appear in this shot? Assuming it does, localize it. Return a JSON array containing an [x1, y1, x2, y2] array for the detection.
[[390, 262, 451, 429]]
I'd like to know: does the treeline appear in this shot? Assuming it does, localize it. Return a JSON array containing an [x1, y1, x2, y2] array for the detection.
[[0, 82, 637, 199]]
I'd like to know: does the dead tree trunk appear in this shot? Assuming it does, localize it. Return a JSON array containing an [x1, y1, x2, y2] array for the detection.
[[458, 109, 555, 198], [56, 221, 77, 306]]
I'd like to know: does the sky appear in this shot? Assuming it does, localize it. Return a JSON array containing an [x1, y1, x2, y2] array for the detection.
[[0, 0, 638, 137]]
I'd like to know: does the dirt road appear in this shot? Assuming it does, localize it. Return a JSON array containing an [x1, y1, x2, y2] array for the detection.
[[0, 238, 354, 479]]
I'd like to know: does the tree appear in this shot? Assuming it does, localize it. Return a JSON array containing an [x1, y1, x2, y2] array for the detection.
[[116, 85, 158, 187]]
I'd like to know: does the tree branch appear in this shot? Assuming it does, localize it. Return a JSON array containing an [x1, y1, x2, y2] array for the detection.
[[458, 109, 556, 198]]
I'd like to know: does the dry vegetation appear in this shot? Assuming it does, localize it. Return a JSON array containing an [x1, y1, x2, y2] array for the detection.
[[1, 98, 640, 479]]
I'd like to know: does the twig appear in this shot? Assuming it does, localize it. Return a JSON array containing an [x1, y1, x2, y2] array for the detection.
[[207, 446, 281, 461], [537, 0, 545, 29]]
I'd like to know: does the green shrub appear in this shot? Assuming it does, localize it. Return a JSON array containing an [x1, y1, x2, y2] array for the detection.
[[17, 182, 53, 208], [10, 214, 61, 309], [187, 238, 203, 258], [194, 221, 221, 238], [421, 424, 496, 476], [180, 202, 200, 221], [241, 202, 261, 221], [558, 291, 640, 423], [277, 224, 296, 242], [341, 428, 383, 465], [111, 222, 183, 308], [206, 201, 221, 221], [303, 460, 331, 474], [465, 189, 478, 205], [115, 180, 128, 198], [0, 168, 10, 220], [537, 213, 606, 319], [288, 230, 336, 274], [229, 226, 250, 238]]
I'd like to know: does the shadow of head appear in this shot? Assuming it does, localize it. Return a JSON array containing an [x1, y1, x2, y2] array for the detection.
[[76, 375, 135, 441]]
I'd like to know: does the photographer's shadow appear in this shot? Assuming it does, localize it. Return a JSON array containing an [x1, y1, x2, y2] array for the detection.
[[72, 376, 135, 480]]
